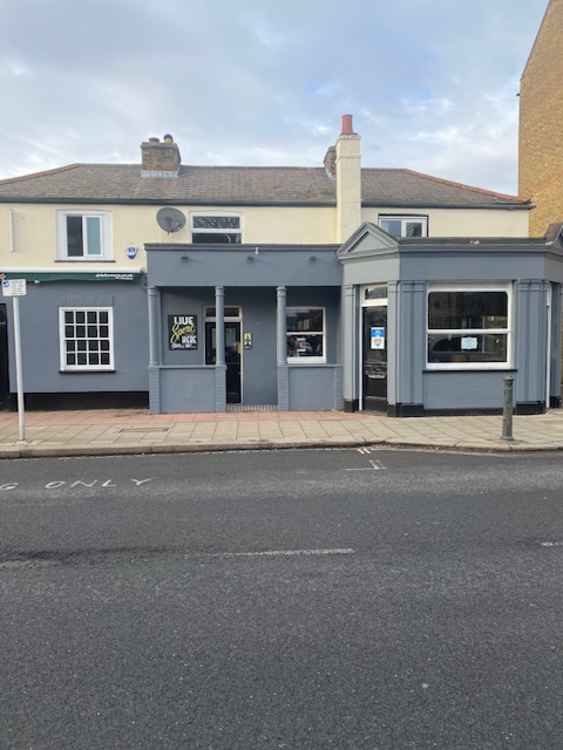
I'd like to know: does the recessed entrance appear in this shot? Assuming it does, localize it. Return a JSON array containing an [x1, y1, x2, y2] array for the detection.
[[0, 304, 8, 408], [361, 286, 388, 411], [205, 320, 242, 404]]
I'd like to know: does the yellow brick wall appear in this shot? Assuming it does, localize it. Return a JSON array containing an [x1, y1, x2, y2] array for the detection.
[[519, 0, 563, 237]]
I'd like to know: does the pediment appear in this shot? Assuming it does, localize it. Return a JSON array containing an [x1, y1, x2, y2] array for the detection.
[[337, 222, 399, 259]]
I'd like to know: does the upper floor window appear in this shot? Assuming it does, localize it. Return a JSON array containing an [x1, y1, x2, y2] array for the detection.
[[379, 215, 428, 239], [57, 211, 112, 260], [192, 215, 242, 244]]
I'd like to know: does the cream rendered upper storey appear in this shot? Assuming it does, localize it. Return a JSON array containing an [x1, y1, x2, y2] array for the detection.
[[0, 116, 530, 273]]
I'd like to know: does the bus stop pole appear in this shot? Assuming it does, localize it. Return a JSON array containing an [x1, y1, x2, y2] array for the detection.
[[12, 296, 26, 443]]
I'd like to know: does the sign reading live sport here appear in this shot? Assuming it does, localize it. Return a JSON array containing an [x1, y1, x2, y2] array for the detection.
[[1, 278, 27, 297], [168, 314, 198, 350]]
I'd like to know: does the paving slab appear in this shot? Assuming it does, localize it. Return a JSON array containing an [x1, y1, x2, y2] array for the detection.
[[1, 408, 563, 458]]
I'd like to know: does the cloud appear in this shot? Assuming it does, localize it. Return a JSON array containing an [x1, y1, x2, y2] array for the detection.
[[0, 0, 548, 194]]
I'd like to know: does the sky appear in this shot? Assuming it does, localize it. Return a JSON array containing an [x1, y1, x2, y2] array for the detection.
[[0, 0, 548, 195]]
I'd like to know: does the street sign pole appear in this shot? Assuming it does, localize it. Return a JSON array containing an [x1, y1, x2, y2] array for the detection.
[[12, 295, 26, 443]]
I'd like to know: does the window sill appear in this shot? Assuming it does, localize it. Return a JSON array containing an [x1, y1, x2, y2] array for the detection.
[[60, 369, 116, 374], [55, 258, 115, 263], [288, 360, 327, 366], [424, 367, 516, 374]]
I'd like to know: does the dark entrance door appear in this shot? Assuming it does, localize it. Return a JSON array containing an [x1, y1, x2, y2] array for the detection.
[[0, 304, 9, 408], [362, 306, 388, 410], [205, 321, 242, 404]]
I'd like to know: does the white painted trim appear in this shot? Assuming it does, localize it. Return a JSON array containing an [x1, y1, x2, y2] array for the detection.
[[359, 284, 388, 308], [57, 210, 113, 261], [286, 306, 326, 365], [359, 294, 389, 410], [8, 208, 15, 253], [425, 283, 512, 371], [190, 212, 243, 243], [205, 306, 244, 403], [58, 306, 115, 372]]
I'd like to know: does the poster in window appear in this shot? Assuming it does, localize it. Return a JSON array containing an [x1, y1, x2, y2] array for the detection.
[[370, 326, 385, 350], [461, 336, 478, 351], [168, 314, 198, 350]]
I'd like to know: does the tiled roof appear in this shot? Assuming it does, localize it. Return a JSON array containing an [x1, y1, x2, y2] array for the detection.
[[0, 163, 529, 208]]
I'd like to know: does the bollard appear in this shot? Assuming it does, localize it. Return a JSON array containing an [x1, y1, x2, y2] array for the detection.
[[501, 375, 514, 441]]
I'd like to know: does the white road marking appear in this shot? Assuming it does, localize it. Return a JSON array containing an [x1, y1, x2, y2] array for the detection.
[[540, 541, 563, 547], [345, 459, 386, 472], [204, 548, 356, 559]]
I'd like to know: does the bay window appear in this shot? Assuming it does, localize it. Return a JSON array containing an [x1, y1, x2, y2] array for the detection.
[[287, 307, 325, 363], [427, 286, 511, 369]]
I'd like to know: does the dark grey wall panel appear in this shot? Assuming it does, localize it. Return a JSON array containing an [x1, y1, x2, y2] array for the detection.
[[159, 367, 216, 413], [423, 372, 509, 410], [288, 366, 340, 411], [6, 281, 148, 394], [147, 247, 341, 287]]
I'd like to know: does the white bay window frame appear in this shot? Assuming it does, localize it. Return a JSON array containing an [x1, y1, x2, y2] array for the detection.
[[426, 283, 513, 371], [57, 210, 113, 261]]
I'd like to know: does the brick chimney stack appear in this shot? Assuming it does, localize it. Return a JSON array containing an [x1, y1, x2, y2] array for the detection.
[[141, 134, 181, 177]]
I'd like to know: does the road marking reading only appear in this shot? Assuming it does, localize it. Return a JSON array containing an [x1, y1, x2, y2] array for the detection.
[[0, 478, 153, 492]]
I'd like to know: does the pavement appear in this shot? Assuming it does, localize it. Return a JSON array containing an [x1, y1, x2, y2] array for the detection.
[[2, 406, 563, 458], [4, 448, 563, 749]]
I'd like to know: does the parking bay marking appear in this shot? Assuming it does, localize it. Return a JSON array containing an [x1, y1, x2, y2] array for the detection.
[[0, 478, 153, 492], [346, 458, 386, 472]]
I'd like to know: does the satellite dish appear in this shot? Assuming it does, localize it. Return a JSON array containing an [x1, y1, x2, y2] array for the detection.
[[157, 207, 186, 234]]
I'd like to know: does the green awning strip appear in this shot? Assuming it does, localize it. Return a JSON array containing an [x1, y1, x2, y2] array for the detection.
[[2, 271, 144, 283]]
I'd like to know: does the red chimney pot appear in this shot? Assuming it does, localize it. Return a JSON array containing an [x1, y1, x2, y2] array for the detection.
[[341, 114, 354, 135]]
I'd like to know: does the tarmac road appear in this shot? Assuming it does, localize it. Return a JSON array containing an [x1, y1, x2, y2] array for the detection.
[[2, 448, 563, 749]]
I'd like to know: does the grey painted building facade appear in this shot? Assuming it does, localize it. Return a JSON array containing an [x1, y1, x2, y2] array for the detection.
[[3, 225, 563, 416]]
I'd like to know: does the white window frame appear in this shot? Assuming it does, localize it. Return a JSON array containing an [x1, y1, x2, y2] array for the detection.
[[59, 306, 115, 372], [57, 210, 113, 261], [378, 215, 428, 239], [287, 306, 326, 365], [190, 213, 243, 243], [426, 283, 513, 371]]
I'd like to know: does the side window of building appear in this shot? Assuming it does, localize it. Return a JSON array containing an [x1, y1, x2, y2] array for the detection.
[[59, 307, 114, 371], [286, 307, 326, 363], [379, 215, 428, 238], [57, 211, 112, 260], [426, 287, 511, 369], [191, 215, 242, 244]]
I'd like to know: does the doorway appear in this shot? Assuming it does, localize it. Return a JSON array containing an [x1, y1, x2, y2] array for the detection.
[[0, 304, 9, 408], [361, 298, 388, 410], [205, 320, 242, 404]]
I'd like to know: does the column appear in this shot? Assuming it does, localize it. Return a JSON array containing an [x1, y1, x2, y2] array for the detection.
[[215, 285, 226, 411], [147, 286, 161, 412], [342, 283, 357, 411], [515, 280, 548, 412], [277, 285, 289, 410]]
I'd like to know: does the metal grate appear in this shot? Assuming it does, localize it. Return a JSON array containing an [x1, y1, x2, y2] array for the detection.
[[226, 404, 278, 412]]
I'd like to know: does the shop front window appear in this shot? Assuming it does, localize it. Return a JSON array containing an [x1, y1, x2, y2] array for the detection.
[[427, 287, 511, 369], [287, 307, 326, 363]]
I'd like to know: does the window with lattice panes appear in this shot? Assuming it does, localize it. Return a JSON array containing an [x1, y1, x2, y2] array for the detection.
[[59, 307, 114, 371]]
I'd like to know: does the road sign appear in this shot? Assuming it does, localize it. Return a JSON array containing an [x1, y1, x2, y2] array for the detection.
[[2, 278, 27, 297]]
